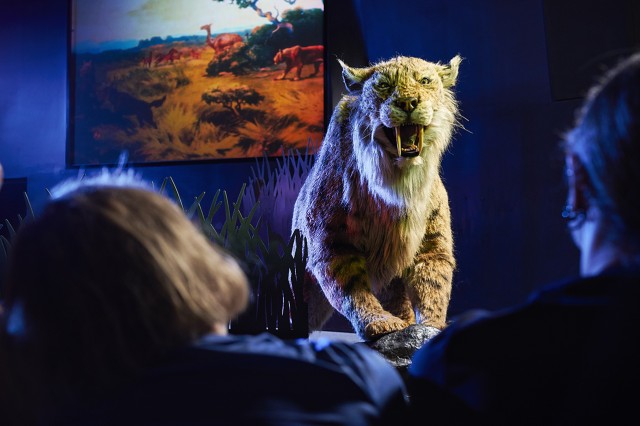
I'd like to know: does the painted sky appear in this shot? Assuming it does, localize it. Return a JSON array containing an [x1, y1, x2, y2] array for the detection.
[[73, 0, 324, 44]]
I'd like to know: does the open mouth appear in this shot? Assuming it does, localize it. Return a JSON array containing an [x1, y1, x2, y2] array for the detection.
[[382, 125, 425, 158]]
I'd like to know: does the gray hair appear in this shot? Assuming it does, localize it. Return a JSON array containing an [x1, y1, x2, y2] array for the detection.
[[48, 167, 150, 199], [564, 52, 640, 249]]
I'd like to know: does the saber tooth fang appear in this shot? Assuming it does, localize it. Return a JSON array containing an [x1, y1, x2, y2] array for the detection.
[[395, 127, 402, 157]]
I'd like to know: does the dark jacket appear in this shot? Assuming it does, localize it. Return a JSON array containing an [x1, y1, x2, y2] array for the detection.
[[55, 332, 408, 426], [407, 270, 640, 425]]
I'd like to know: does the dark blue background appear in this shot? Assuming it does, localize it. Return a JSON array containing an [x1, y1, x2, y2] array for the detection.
[[2, 0, 636, 325]]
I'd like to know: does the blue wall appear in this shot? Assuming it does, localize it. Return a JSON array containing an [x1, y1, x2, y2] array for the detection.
[[4, 0, 629, 321]]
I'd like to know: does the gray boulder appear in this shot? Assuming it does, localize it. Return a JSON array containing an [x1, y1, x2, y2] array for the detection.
[[365, 324, 440, 369]]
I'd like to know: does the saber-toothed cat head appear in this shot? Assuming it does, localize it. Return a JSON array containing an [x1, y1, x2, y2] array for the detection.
[[339, 55, 461, 162]]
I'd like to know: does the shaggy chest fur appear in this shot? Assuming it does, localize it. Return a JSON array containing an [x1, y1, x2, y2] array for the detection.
[[343, 162, 436, 292]]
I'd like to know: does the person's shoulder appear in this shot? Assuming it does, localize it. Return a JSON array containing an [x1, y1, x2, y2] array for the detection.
[[193, 332, 401, 376], [408, 301, 547, 381], [529, 272, 640, 306], [427, 308, 507, 346], [303, 337, 402, 374], [194, 333, 408, 415], [300, 338, 409, 417], [408, 309, 493, 369]]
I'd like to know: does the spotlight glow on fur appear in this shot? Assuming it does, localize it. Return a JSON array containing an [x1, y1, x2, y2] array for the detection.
[[292, 55, 462, 340]]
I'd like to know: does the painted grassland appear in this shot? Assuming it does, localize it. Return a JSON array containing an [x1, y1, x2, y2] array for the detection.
[[78, 45, 324, 164]]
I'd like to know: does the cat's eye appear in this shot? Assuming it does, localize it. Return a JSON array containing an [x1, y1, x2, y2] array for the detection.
[[376, 80, 390, 89], [420, 77, 432, 85]]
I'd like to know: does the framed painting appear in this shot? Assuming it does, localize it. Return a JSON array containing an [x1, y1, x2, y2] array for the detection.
[[67, 0, 325, 166]]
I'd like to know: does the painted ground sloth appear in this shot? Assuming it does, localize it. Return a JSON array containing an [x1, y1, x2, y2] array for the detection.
[[273, 45, 324, 81], [291, 55, 462, 340]]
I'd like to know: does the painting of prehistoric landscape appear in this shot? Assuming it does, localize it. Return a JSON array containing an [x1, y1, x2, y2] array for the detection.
[[69, 0, 325, 166]]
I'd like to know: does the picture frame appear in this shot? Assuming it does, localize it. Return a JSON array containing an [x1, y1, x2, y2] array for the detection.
[[67, 0, 325, 166]]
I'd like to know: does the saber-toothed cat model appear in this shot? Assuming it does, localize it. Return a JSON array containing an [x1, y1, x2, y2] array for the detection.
[[291, 55, 461, 340]]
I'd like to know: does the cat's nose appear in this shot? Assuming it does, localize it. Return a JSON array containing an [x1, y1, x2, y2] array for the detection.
[[395, 97, 418, 112]]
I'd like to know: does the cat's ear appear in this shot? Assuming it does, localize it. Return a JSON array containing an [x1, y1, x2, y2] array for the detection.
[[339, 59, 375, 93], [437, 55, 462, 88]]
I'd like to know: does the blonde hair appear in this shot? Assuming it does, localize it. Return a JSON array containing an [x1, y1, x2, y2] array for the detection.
[[1, 170, 248, 406]]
